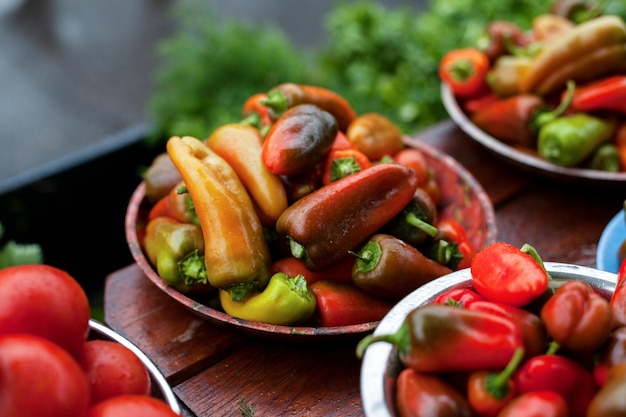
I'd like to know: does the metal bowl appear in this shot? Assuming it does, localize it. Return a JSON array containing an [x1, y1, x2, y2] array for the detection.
[[126, 140, 497, 341], [360, 262, 618, 417], [88, 319, 181, 414]]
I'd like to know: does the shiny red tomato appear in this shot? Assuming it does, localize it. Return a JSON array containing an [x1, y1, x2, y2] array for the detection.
[[0, 334, 91, 417], [87, 395, 180, 417], [80, 340, 152, 405], [0, 264, 90, 358]]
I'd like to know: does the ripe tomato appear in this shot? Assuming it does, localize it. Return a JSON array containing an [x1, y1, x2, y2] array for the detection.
[[87, 395, 180, 417], [0, 334, 90, 417], [80, 340, 152, 405], [0, 264, 90, 358]]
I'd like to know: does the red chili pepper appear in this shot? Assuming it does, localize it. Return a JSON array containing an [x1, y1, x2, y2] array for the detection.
[[540, 279, 613, 354], [470, 242, 549, 307], [610, 259, 626, 327], [321, 148, 372, 185], [309, 280, 394, 327], [462, 93, 500, 115], [395, 368, 472, 417], [357, 304, 524, 373], [439, 47, 491, 99], [241, 92, 273, 127], [495, 391, 568, 417], [434, 287, 485, 307], [148, 182, 199, 226], [393, 147, 429, 187], [513, 353, 599, 417], [466, 347, 525, 417], [570, 75, 626, 114], [428, 218, 475, 270], [270, 256, 353, 287]]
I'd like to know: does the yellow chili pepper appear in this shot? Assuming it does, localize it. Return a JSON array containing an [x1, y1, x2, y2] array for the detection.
[[166, 136, 272, 290]]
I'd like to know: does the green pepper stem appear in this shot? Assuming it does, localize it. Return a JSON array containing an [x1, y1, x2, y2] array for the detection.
[[405, 212, 438, 238], [239, 112, 262, 129], [260, 89, 288, 115], [520, 243, 552, 280], [486, 347, 525, 400], [546, 340, 561, 355], [178, 250, 209, 285], [534, 80, 575, 129], [356, 322, 410, 359]]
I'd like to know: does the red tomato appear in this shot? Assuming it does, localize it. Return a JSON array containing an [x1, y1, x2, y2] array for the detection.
[[0, 334, 90, 417], [80, 340, 152, 405], [470, 242, 549, 307], [87, 395, 180, 417], [0, 264, 90, 359]]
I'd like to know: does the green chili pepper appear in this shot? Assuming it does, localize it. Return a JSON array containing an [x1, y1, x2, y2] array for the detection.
[[588, 143, 621, 172], [143, 216, 212, 295], [219, 272, 316, 325], [537, 113, 616, 167]]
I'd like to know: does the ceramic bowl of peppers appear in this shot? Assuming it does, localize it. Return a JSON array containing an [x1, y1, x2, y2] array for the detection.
[[357, 241, 626, 417], [439, 7, 626, 187], [126, 82, 496, 340]]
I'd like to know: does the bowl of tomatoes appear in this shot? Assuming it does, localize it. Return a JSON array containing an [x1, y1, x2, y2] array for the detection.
[[359, 241, 620, 417]]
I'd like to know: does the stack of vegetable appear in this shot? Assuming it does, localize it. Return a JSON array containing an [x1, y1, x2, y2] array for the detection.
[[140, 82, 481, 328], [358, 242, 626, 417], [440, 4, 626, 171]]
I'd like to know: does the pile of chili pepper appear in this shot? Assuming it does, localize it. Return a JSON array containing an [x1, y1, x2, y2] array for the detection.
[[439, 3, 626, 172], [358, 242, 626, 417], [139, 81, 481, 327]]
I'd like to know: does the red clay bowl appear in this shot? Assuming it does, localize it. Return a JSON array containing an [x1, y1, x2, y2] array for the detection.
[[126, 140, 497, 341]]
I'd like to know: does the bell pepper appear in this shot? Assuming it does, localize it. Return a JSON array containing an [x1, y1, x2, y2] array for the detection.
[[426, 218, 475, 270], [538, 112, 617, 167], [351, 233, 452, 300], [396, 368, 473, 417], [513, 353, 599, 417], [309, 280, 394, 327], [610, 258, 626, 327], [166, 136, 272, 291], [345, 113, 405, 161], [541, 279, 613, 354], [594, 326, 626, 387], [263, 82, 357, 132], [466, 347, 525, 417], [383, 188, 438, 247], [206, 123, 288, 224], [143, 216, 211, 295], [219, 272, 316, 325], [270, 255, 353, 286], [148, 182, 200, 226], [520, 15, 626, 95], [570, 75, 626, 115], [356, 304, 524, 373], [495, 391, 568, 417], [434, 287, 485, 307], [470, 242, 549, 307], [321, 148, 371, 185], [439, 47, 490, 99], [262, 104, 338, 175], [142, 152, 183, 203], [276, 163, 418, 271], [587, 362, 626, 417]]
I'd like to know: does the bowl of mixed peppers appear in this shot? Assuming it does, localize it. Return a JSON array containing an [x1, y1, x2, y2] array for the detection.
[[126, 82, 496, 340], [439, 4, 626, 186], [358, 241, 626, 416]]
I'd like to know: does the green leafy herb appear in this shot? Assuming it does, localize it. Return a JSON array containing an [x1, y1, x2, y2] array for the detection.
[[0, 223, 44, 269]]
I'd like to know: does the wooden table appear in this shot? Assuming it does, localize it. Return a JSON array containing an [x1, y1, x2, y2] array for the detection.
[[104, 120, 624, 417]]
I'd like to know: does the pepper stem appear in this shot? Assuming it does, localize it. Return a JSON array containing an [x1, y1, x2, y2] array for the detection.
[[521, 243, 552, 280], [178, 250, 209, 285], [405, 212, 438, 237], [260, 90, 288, 115], [485, 347, 525, 399], [356, 322, 410, 359], [534, 80, 576, 129], [546, 340, 561, 355]]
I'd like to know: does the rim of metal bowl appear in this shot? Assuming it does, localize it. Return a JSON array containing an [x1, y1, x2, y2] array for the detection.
[[89, 319, 181, 414], [360, 262, 618, 417]]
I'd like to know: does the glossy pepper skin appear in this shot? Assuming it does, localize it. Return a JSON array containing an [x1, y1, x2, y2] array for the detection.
[[513, 353, 599, 417], [276, 163, 418, 271], [538, 113, 616, 167], [166, 136, 272, 290], [427, 218, 475, 270], [271, 256, 353, 286], [351, 233, 452, 299], [321, 148, 371, 185], [495, 391, 568, 417], [396, 368, 472, 417], [540, 279, 613, 354], [571, 75, 626, 115], [219, 273, 316, 326], [587, 362, 626, 417], [383, 188, 438, 248], [206, 123, 288, 224], [143, 216, 211, 295], [356, 304, 524, 373], [262, 104, 338, 175], [148, 182, 199, 226], [346, 112, 405, 161]]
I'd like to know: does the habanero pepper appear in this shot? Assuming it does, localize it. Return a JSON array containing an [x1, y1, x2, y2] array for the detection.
[[541, 279, 613, 354], [514, 353, 599, 417], [587, 362, 626, 417], [345, 112, 405, 161], [263, 82, 357, 132], [166, 136, 272, 291], [262, 104, 338, 175], [351, 234, 452, 300], [610, 258, 626, 327], [495, 391, 568, 417], [270, 255, 353, 286], [148, 182, 199, 226], [356, 304, 524, 373], [276, 163, 418, 271], [396, 368, 472, 417], [321, 148, 371, 185], [439, 47, 491, 99], [143, 216, 212, 295], [219, 273, 316, 326], [309, 280, 394, 327], [383, 188, 438, 248], [206, 123, 288, 225]]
